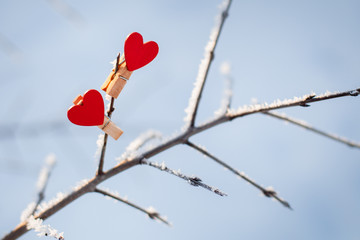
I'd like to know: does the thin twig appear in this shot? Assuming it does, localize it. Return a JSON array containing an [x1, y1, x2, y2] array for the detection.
[[97, 53, 120, 176], [124, 130, 162, 153], [187, 0, 232, 128], [185, 141, 291, 209], [94, 188, 171, 226], [30, 155, 57, 216], [141, 159, 227, 197], [263, 111, 360, 149], [227, 88, 360, 120]]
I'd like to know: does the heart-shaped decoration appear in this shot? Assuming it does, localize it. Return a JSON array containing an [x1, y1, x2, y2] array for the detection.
[[67, 89, 104, 126], [124, 32, 159, 71]]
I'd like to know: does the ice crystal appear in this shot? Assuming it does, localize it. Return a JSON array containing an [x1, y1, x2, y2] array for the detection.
[[27, 215, 64, 239]]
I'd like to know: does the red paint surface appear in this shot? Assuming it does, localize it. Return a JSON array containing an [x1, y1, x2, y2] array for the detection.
[[67, 89, 104, 126], [124, 32, 159, 71]]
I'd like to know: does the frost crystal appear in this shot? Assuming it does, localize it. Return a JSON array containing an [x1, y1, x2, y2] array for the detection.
[[160, 162, 166, 170], [146, 206, 157, 215], [117, 130, 162, 161], [73, 179, 89, 191], [20, 202, 36, 222], [27, 215, 64, 239], [38, 192, 67, 213], [228, 93, 317, 116]]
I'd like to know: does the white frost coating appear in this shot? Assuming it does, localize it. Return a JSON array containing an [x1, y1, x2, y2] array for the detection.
[[160, 162, 166, 170], [37, 179, 88, 212], [228, 93, 316, 116], [183, 0, 228, 127], [146, 206, 157, 215], [101, 187, 121, 202], [317, 90, 338, 98], [20, 202, 36, 222], [73, 178, 89, 191], [196, 144, 207, 154], [36, 154, 56, 192], [37, 192, 67, 213], [73, 179, 89, 191], [94, 133, 104, 158], [110, 59, 117, 70], [117, 130, 162, 161], [27, 215, 64, 239]]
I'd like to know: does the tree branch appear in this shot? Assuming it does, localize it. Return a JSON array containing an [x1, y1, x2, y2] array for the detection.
[[97, 53, 120, 176], [4, 0, 360, 235], [263, 111, 360, 149], [119, 130, 162, 160], [5, 86, 358, 239], [94, 188, 171, 226], [185, 141, 291, 209], [227, 88, 360, 120], [141, 159, 227, 197], [185, 0, 232, 128]]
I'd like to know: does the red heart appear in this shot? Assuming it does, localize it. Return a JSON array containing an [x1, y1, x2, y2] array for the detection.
[[124, 32, 159, 71], [67, 89, 104, 126]]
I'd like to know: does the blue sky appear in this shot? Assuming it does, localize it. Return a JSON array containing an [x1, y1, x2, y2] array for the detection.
[[1, 0, 360, 239]]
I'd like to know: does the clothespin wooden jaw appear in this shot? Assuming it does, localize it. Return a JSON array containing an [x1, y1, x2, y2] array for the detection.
[[72, 95, 123, 140], [101, 54, 133, 99], [98, 116, 123, 140]]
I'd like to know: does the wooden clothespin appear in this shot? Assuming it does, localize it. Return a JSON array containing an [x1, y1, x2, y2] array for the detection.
[[101, 32, 159, 98], [101, 54, 133, 99], [68, 90, 123, 140]]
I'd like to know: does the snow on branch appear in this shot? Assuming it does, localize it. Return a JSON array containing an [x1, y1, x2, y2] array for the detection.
[[36, 179, 89, 214], [185, 141, 292, 209], [141, 159, 227, 197], [263, 111, 360, 149], [227, 88, 360, 120], [26, 215, 64, 239], [94, 188, 171, 226], [184, 0, 232, 128], [119, 130, 163, 161]]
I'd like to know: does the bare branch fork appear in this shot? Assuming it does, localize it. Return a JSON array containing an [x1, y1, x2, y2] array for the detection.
[[3, 0, 359, 238], [185, 141, 291, 209]]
